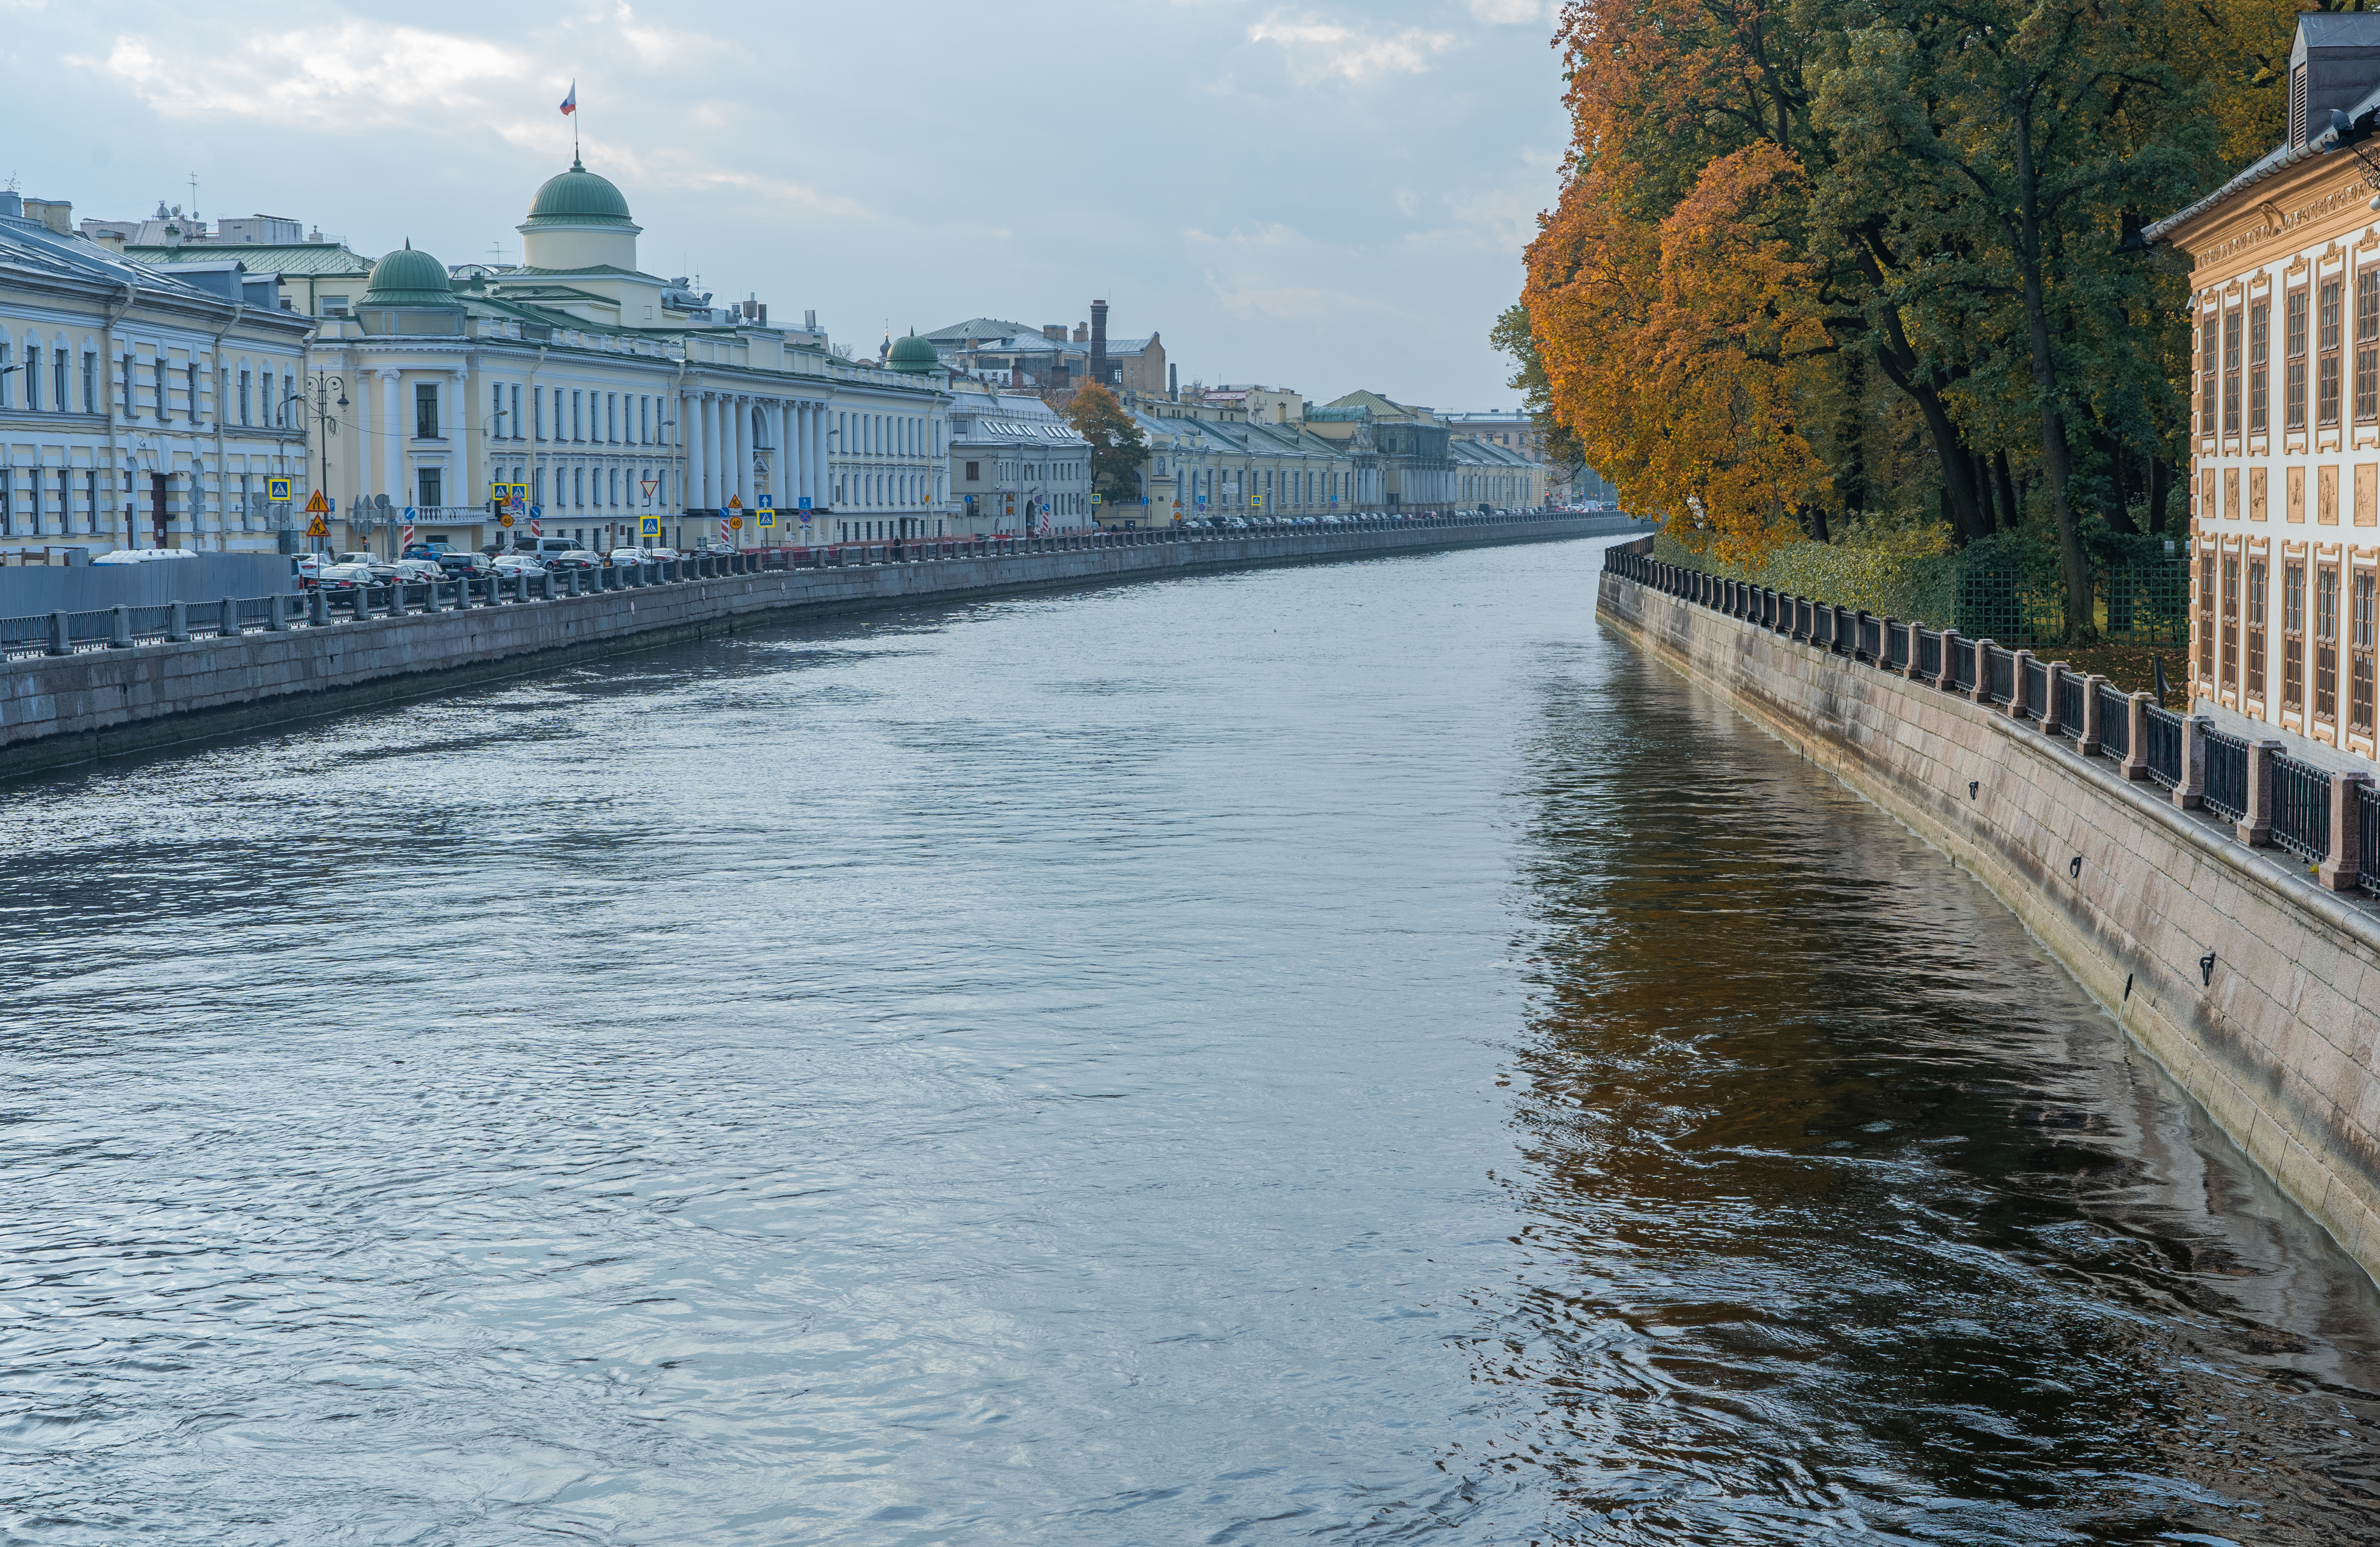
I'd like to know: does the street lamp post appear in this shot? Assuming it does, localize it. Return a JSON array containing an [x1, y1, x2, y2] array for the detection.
[[293, 373, 347, 554]]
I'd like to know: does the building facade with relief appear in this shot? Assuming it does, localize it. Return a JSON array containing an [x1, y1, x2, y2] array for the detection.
[[296, 160, 950, 555], [0, 192, 313, 555], [942, 376, 1092, 536], [2148, 12, 2380, 764]]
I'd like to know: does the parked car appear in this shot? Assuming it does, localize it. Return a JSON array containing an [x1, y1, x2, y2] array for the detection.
[[543, 550, 604, 571], [439, 551, 497, 577], [387, 559, 444, 584], [334, 551, 377, 567], [491, 554, 550, 577], [610, 547, 680, 564], [512, 536, 588, 559], [402, 542, 451, 562], [306, 562, 375, 592]]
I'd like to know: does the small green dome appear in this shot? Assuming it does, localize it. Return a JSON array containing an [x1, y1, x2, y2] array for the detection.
[[524, 159, 635, 227], [361, 241, 454, 306], [887, 332, 940, 374]]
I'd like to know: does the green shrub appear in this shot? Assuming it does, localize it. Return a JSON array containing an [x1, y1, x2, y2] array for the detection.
[[1655, 525, 1957, 627]]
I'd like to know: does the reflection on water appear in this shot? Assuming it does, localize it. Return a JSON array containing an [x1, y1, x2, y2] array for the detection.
[[0, 540, 2375, 1543], [1490, 642, 2380, 1542]]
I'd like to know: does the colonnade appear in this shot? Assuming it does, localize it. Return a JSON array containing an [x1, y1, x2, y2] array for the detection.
[[680, 388, 828, 518]]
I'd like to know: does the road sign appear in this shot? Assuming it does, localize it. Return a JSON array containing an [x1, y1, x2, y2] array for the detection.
[[306, 515, 328, 538], [641, 515, 660, 538], [530, 517, 542, 537], [728, 515, 743, 531], [267, 477, 292, 503], [528, 504, 543, 524], [505, 488, 526, 516], [1090, 493, 1101, 506], [640, 478, 659, 502], [797, 496, 812, 511], [498, 513, 514, 527], [403, 523, 416, 547], [727, 495, 743, 510], [304, 490, 329, 515], [758, 502, 775, 529]]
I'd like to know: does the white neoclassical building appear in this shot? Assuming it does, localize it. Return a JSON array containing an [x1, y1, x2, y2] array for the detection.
[[308, 160, 950, 554], [0, 192, 313, 554]]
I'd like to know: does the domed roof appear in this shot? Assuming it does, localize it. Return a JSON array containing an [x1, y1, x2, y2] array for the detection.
[[361, 241, 455, 306], [524, 159, 636, 227], [887, 331, 941, 374]]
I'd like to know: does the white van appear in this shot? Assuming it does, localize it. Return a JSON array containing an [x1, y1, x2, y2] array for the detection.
[[512, 536, 587, 557]]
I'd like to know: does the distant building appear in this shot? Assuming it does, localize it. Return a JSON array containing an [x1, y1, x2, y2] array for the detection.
[[0, 191, 313, 553], [1439, 408, 1611, 505], [1317, 392, 1453, 509], [921, 301, 1165, 395], [942, 378, 1092, 536]]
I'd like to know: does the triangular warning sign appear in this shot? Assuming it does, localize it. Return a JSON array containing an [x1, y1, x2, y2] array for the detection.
[[306, 516, 329, 538], [304, 490, 330, 514], [727, 495, 743, 509]]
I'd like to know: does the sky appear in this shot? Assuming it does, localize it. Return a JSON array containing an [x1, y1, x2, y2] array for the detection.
[[0, 0, 1573, 410]]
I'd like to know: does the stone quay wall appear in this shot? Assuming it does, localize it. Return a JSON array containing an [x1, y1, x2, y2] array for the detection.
[[1598, 548, 2380, 1285], [1, 514, 1638, 781]]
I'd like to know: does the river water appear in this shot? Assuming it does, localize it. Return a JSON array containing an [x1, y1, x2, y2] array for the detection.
[[3, 536, 2378, 1544]]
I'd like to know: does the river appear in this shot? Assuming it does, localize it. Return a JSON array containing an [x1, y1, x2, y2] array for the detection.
[[3, 535, 2377, 1544]]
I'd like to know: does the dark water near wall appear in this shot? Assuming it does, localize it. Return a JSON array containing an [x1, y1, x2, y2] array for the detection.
[[3, 539, 2377, 1544]]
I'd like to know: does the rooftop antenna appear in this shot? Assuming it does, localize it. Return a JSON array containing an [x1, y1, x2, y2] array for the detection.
[[188, 170, 200, 224]]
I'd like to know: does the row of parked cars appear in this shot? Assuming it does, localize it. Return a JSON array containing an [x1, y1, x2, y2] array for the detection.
[[1188, 508, 1527, 533], [295, 537, 731, 592]]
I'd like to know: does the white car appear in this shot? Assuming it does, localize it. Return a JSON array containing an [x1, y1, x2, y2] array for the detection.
[[491, 555, 550, 577], [610, 547, 679, 565]]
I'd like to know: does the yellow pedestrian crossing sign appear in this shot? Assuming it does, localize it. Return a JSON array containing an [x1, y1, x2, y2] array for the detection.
[[304, 489, 330, 515], [267, 477, 292, 503], [758, 502, 775, 529], [641, 516, 660, 537]]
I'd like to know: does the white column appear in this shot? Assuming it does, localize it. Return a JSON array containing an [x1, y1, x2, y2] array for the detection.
[[769, 400, 787, 508], [733, 396, 751, 516], [704, 393, 722, 509], [807, 404, 822, 507], [379, 370, 401, 510], [681, 391, 701, 513]]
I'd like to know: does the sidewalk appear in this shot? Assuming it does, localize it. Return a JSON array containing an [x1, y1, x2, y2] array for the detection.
[[2190, 693, 2370, 777]]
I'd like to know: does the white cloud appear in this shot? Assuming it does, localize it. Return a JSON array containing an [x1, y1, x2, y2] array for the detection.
[[98, 25, 527, 126], [1247, 16, 1456, 82], [1466, 0, 1552, 22]]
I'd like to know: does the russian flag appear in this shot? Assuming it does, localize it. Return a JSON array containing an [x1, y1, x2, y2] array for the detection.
[[560, 82, 577, 116]]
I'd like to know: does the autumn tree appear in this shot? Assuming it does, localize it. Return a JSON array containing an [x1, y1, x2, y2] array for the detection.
[[1062, 382, 1148, 513]]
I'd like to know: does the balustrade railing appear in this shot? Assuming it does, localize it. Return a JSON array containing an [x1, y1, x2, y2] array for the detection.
[[2203, 728, 2249, 823], [2360, 783, 2380, 897], [1950, 640, 1979, 693], [1985, 645, 2015, 705], [2274, 755, 2331, 862], [1916, 628, 1941, 679], [2143, 706, 2183, 789], [2097, 685, 2131, 760], [2021, 657, 2048, 721], [2059, 672, 2087, 735]]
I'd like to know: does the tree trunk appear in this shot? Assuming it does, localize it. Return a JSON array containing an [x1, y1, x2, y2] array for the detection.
[[2147, 459, 2171, 533], [1993, 450, 2021, 532], [2010, 100, 2097, 643], [1868, 343, 1991, 543]]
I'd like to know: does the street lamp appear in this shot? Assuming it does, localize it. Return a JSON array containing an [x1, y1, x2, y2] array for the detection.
[[288, 373, 347, 553]]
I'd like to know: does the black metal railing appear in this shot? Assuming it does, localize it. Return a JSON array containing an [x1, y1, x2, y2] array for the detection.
[[1985, 645, 2016, 705], [1950, 640, 1978, 693], [2203, 728, 2249, 823], [2273, 755, 2331, 862], [2021, 657, 2048, 721], [2360, 782, 2380, 896], [1883, 620, 1907, 670], [2059, 672, 2087, 735], [2097, 683, 2131, 760], [1857, 613, 1882, 662], [2142, 706, 2183, 789], [1917, 629, 1941, 679], [1813, 604, 1833, 651]]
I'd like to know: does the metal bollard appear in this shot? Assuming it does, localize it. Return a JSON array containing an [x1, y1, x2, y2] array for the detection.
[[221, 595, 241, 639], [424, 578, 443, 614], [266, 594, 287, 632], [309, 589, 328, 626], [47, 610, 69, 656], [110, 605, 133, 648]]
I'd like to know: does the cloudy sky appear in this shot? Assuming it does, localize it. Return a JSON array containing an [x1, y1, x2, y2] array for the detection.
[[3, 0, 1569, 408]]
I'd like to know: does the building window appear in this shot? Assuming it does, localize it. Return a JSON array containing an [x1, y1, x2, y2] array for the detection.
[[0, 343, 11, 409], [534, 387, 545, 441], [21, 345, 37, 411], [572, 390, 583, 442], [2287, 290, 2309, 431], [511, 384, 523, 440], [154, 357, 167, 422], [418, 468, 442, 509], [2223, 308, 2242, 435], [493, 384, 506, 440], [416, 383, 440, 440], [56, 350, 70, 413], [82, 352, 96, 413], [2360, 274, 2380, 425], [2248, 558, 2268, 701], [2357, 570, 2379, 739], [2285, 560, 2306, 713], [240, 369, 253, 426], [2316, 562, 2341, 725], [2221, 554, 2239, 694], [2320, 278, 2344, 427], [965, 460, 979, 482], [2198, 554, 2216, 683]]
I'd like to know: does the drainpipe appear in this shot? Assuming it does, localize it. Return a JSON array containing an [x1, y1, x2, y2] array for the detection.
[[102, 278, 136, 549], [207, 299, 246, 551], [525, 343, 548, 547]]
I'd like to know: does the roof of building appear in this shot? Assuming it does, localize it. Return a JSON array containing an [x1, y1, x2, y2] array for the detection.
[[124, 241, 372, 277], [923, 317, 1037, 342], [524, 159, 637, 229], [0, 211, 311, 332], [1324, 389, 1426, 421], [362, 241, 455, 307]]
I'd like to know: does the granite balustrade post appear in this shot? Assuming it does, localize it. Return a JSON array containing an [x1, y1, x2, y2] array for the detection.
[[2009, 648, 2033, 719], [2120, 692, 2153, 781], [2040, 661, 2065, 736], [2238, 738, 2286, 846], [1969, 638, 1996, 704], [2318, 771, 2373, 890], [2174, 713, 2210, 810], [1936, 628, 1963, 690], [2078, 674, 2108, 755]]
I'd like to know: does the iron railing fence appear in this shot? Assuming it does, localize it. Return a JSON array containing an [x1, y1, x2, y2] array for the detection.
[[2203, 728, 2249, 823], [1883, 621, 1907, 671], [2059, 673, 2087, 735], [1950, 640, 1979, 694], [2274, 755, 2331, 862], [2143, 706, 2184, 789], [2360, 782, 2380, 897], [1857, 613, 1882, 662], [2098, 684, 2132, 760], [2022, 658, 2049, 721], [1917, 629, 1942, 679], [1813, 604, 1833, 652], [1986, 645, 2016, 706]]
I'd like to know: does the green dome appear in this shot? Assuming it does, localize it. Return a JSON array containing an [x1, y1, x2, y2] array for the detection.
[[887, 332, 940, 374], [524, 159, 635, 227], [361, 241, 455, 306]]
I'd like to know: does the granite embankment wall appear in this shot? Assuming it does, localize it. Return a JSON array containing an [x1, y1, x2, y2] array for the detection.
[[1598, 555, 2380, 1285], [2, 515, 1636, 780]]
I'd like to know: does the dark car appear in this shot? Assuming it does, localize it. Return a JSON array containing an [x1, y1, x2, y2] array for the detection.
[[440, 552, 497, 577]]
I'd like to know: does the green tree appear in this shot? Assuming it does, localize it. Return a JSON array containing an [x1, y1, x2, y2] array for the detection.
[[1490, 303, 1588, 491], [1063, 383, 1149, 513]]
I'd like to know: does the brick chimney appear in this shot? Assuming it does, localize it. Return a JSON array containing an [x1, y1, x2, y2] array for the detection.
[[1090, 299, 1109, 386]]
